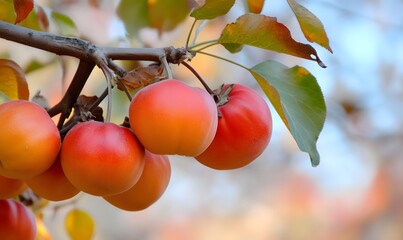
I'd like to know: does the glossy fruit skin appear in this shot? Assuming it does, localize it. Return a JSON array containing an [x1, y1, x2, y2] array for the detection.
[[0, 199, 37, 240], [60, 121, 145, 196], [0, 175, 27, 199], [0, 100, 61, 179], [25, 156, 80, 201], [104, 151, 171, 211], [195, 84, 272, 170], [129, 79, 218, 156]]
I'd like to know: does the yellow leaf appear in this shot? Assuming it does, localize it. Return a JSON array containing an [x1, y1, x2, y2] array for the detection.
[[246, 0, 264, 14], [218, 14, 326, 67], [65, 209, 95, 240], [287, 0, 332, 52], [0, 0, 15, 23], [36, 214, 52, 240], [0, 59, 29, 100]]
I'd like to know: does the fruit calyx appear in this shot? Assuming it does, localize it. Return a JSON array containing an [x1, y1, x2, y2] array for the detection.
[[214, 84, 233, 107]]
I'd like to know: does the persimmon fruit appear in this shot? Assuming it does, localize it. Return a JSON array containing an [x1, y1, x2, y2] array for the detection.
[[129, 79, 218, 156], [0, 100, 61, 179], [25, 156, 80, 201], [104, 151, 171, 211], [60, 121, 145, 196], [0, 175, 27, 199], [0, 199, 37, 240], [196, 84, 272, 170]]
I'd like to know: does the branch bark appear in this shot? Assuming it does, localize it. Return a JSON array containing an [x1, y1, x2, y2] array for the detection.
[[0, 21, 191, 64]]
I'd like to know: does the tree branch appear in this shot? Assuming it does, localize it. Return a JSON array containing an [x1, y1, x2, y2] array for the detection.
[[0, 21, 192, 64], [0, 21, 95, 61], [48, 60, 95, 128], [0, 20, 193, 133]]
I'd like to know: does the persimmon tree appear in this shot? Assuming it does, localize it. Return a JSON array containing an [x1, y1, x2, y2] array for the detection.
[[0, 0, 332, 239]]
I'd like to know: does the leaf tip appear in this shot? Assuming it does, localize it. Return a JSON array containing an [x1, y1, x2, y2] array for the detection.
[[310, 150, 320, 167], [311, 159, 320, 167], [318, 61, 327, 68], [311, 53, 326, 68]]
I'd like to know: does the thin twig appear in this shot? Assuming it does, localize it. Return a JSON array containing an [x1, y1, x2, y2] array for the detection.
[[197, 51, 249, 70], [192, 20, 209, 46], [89, 88, 108, 112], [190, 41, 219, 52], [116, 81, 132, 101], [97, 61, 115, 123], [48, 61, 95, 129], [160, 55, 173, 79], [185, 19, 198, 49]]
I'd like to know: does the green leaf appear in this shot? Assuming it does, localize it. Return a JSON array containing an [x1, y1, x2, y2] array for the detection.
[[117, 0, 148, 36], [218, 13, 326, 67], [250, 60, 326, 166], [65, 209, 95, 240], [190, 0, 235, 20], [0, 59, 29, 100], [18, 7, 44, 31], [118, 0, 190, 35], [24, 59, 55, 74], [223, 43, 244, 53], [148, 0, 190, 32], [245, 0, 265, 14], [287, 0, 332, 53], [51, 11, 78, 36]]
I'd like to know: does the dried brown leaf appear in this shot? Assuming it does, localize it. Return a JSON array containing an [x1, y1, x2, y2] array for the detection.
[[118, 64, 164, 92]]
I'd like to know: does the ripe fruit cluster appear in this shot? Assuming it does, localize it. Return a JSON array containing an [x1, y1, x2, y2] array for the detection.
[[129, 79, 273, 170], [0, 78, 272, 239]]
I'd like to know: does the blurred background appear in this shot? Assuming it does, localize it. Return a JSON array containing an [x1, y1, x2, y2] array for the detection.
[[1, 0, 403, 239]]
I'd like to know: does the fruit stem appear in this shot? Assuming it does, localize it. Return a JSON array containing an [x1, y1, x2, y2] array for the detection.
[[89, 88, 108, 112], [98, 61, 114, 123], [181, 61, 215, 96], [59, 120, 77, 136], [189, 40, 219, 51]]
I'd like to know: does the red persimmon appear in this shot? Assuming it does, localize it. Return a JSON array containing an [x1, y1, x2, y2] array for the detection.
[[60, 121, 145, 196], [196, 84, 272, 170]]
